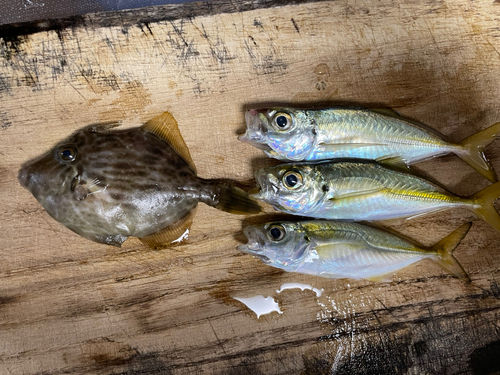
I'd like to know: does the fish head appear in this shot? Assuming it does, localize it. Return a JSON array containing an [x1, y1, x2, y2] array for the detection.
[[239, 108, 317, 161], [18, 132, 85, 217], [252, 163, 324, 215], [17, 125, 130, 245], [237, 222, 311, 271]]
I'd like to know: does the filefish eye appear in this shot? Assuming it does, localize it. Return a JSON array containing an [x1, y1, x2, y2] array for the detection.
[[283, 171, 303, 190], [59, 146, 77, 162], [267, 224, 286, 241], [273, 112, 293, 130]]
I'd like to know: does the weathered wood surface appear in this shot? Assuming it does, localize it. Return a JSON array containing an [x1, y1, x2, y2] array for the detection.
[[1, 0, 500, 373]]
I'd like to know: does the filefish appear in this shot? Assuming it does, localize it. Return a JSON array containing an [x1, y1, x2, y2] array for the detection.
[[238, 220, 471, 282], [252, 161, 500, 231], [18, 112, 261, 248], [239, 107, 500, 182]]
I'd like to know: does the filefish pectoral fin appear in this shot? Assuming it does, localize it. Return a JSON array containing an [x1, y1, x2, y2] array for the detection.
[[73, 177, 108, 201], [141, 111, 197, 174], [431, 222, 472, 282], [138, 207, 197, 249]]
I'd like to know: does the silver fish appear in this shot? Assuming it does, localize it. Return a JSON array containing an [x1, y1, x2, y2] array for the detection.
[[238, 220, 471, 282], [252, 161, 500, 231], [18, 112, 261, 248], [239, 107, 500, 182]]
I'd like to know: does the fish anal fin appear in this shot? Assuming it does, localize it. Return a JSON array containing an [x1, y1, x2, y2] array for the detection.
[[366, 274, 394, 283], [138, 208, 197, 249], [142, 111, 197, 174], [431, 222, 472, 282]]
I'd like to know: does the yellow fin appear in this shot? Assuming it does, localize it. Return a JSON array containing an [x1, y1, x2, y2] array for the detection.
[[366, 274, 394, 283], [142, 111, 197, 173], [471, 181, 500, 231], [138, 208, 197, 249], [431, 222, 472, 282], [215, 185, 262, 214], [458, 122, 500, 182]]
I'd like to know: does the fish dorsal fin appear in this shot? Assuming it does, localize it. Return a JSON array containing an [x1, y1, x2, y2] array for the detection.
[[142, 111, 197, 173], [371, 108, 402, 119], [138, 208, 197, 249], [88, 121, 122, 133]]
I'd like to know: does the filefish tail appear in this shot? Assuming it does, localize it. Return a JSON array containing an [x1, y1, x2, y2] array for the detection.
[[215, 184, 262, 215], [431, 222, 472, 282], [471, 181, 500, 231], [458, 122, 500, 182]]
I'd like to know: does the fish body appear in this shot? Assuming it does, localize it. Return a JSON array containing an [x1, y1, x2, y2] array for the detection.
[[238, 220, 471, 281], [239, 107, 500, 182], [18, 112, 260, 248], [253, 161, 500, 230]]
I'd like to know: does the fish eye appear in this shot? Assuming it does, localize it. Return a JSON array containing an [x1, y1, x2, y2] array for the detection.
[[272, 112, 293, 131], [267, 224, 286, 241], [283, 171, 303, 190], [59, 146, 77, 162]]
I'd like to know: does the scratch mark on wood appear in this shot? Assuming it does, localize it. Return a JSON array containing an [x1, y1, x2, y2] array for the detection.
[[291, 18, 300, 33]]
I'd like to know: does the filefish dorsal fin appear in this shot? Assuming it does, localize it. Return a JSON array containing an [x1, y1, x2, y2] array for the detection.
[[142, 111, 197, 173], [138, 208, 197, 249]]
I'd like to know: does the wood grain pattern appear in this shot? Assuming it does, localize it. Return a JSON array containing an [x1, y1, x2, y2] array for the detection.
[[1, 0, 500, 373]]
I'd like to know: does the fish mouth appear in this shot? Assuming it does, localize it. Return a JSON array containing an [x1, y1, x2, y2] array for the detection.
[[238, 109, 272, 151], [237, 226, 264, 254], [250, 169, 279, 202]]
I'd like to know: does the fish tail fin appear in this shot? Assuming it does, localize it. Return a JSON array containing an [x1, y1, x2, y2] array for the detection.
[[431, 222, 472, 282], [470, 181, 500, 231], [457, 122, 500, 182], [214, 184, 262, 215]]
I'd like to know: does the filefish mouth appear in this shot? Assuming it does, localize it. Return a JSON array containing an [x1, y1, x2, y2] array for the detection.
[[238, 109, 272, 151]]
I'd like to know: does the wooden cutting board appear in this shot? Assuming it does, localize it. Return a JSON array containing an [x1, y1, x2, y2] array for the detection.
[[1, 0, 500, 373]]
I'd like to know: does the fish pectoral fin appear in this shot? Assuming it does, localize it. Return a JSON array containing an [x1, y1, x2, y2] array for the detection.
[[73, 177, 107, 200], [141, 111, 197, 174], [314, 242, 365, 259], [321, 143, 388, 152], [138, 208, 197, 250], [328, 188, 388, 202]]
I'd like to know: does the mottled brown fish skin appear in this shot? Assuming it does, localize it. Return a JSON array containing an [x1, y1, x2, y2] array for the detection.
[[18, 125, 247, 247]]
